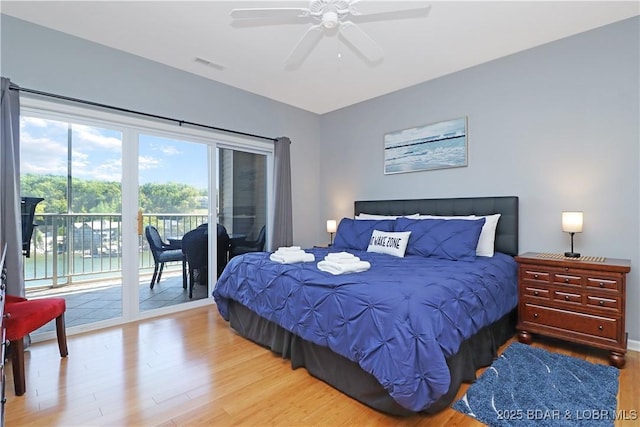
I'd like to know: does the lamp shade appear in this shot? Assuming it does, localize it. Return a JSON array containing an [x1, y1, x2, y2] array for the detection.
[[562, 211, 583, 233], [326, 219, 337, 233]]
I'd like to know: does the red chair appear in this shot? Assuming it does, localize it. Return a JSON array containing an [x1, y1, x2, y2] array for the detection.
[[4, 295, 68, 396]]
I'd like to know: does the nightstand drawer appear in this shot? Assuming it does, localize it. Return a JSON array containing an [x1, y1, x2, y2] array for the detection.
[[586, 295, 620, 311], [522, 269, 550, 282], [552, 290, 582, 304], [523, 286, 550, 299], [522, 303, 618, 340], [585, 276, 621, 292], [552, 273, 582, 287]]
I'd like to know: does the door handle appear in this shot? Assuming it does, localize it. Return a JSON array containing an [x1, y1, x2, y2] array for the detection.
[[137, 210, 143, 235]]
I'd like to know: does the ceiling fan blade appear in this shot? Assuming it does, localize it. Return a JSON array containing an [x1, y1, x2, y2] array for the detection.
[[348, 1, 432, 21], [285, 24, 324, 69], [338, 21, 383, 63], [230, 8, 310, 20]]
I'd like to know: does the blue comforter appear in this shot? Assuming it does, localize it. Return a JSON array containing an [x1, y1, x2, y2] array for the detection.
[[213, 248, 518, 411]]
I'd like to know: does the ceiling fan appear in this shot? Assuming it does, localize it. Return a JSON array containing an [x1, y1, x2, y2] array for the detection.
[[230, 0, 432, 68]]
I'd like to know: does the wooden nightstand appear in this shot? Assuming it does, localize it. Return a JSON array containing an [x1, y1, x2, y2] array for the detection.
[[515, 252, 631, 368]]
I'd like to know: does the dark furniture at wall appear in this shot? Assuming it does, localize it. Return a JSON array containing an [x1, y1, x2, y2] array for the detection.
[[1, 244, 7, 425], [516, 252, 630, 368], [21, 197, 44, 258], [229, 225, 266, 258], [145, 225, 186, 290]]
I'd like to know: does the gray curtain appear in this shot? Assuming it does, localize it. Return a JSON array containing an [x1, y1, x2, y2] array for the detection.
[[0, 77, 25, 296], [270, 136, 293, 250]]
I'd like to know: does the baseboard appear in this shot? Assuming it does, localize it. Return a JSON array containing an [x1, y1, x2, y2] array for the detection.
[[628, 338, 640, 352]]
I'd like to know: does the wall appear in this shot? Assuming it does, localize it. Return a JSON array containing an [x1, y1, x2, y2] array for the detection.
[[0, 14, 323, 249], [319, 17, 640, 343]]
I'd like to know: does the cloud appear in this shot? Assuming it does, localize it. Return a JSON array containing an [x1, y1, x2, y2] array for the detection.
[[21, 116, 66, 130], [73, 124, 122, 151], [21, 118, 122, 181], [139, 155, 161, 170], [20, 134, 68, 175]]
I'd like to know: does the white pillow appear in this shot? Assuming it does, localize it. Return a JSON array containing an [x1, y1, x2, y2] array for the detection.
[[366, 230, 411, 257], [355, 213, 420, 220], [414, 213, 501, 257]]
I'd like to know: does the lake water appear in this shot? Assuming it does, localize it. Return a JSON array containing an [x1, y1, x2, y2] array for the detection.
[[384, 135, 467, 174]]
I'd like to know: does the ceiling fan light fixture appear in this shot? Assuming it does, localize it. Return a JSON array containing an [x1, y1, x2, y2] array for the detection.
[[322, 11, 339, 28], [230, 0, 432, 68]]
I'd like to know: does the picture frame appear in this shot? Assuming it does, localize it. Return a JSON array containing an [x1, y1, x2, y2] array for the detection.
[[383, 117, 468, 174]]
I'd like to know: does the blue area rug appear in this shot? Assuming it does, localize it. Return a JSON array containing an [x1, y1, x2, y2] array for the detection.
[[452, 342, 619, 426]]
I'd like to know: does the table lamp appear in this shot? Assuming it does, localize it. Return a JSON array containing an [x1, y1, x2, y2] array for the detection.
[[562, 211, 583, 258], [326, 219, 337, 246]]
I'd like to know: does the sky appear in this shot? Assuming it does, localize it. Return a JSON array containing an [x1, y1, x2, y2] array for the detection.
[[20, 115, 210, 190]]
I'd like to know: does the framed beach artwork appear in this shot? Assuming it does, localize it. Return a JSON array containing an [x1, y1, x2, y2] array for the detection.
[[383, 117, 468, 174]]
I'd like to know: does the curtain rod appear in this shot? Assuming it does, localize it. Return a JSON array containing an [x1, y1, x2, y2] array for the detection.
[[10, 86, 278, 143]]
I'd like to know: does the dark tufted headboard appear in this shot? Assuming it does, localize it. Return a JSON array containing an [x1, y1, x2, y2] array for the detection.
[[354, 196, 519, 256]]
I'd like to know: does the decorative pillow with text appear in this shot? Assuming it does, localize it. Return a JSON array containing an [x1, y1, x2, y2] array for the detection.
[[366, 230, 411, 257]]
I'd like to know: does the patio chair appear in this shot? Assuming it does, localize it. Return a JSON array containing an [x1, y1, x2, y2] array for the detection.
[[182, 224, 230, 296], [145, 225, 186, 290], [229, 225, 266, 258], [21, 196, 44, 258], [181, 224, 208, 299]]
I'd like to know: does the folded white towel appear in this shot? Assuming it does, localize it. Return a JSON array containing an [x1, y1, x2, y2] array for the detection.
[[277, 246, 302, 252], [317, 260, 371, 275], [274, 248, 305, 256], [270, 252, 315, 264], [325, 252, 358, 260], [323, 255, 361, 264]]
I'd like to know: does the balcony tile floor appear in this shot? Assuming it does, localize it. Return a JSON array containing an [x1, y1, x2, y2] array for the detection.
[[27, 272, 210, 334]]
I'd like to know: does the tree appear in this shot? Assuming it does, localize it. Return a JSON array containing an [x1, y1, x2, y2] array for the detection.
[[22, 174, 202, 213]]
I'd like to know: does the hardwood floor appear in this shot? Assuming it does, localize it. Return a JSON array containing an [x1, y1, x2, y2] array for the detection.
[[4, 305, 639, 426]]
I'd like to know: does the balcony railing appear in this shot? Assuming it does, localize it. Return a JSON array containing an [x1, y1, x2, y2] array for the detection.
[[24, 213, 208, 289]]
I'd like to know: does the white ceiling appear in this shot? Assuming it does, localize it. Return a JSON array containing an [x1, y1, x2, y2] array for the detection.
[[2, 1, 638, 114]]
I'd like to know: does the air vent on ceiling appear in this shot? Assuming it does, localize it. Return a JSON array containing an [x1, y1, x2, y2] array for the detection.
[[194, 56, 225, 70]]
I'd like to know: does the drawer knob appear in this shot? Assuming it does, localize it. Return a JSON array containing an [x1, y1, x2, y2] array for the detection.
[[534, 274, 539, 279], [599, 282, 605, 288], [598, 325, 604, 331], [564, 278, 569, 283], [599, 300, 605, 306], [564, 267, 569, 272], [534, 291, 539, 296], [533, 313, 539, 318], [565, 295, 570, 301]]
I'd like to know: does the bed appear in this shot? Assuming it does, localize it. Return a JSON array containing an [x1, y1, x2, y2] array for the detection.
[[213, 196, 519, 415]]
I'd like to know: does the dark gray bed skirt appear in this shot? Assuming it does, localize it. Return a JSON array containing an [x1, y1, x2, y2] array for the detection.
[[228, 300, 516, 416]]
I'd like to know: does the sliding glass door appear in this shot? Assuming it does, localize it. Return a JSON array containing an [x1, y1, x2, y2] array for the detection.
[[20, 98, 274, 336], [217, 147, 268, 262], [138, 133, 210, 312]]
